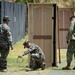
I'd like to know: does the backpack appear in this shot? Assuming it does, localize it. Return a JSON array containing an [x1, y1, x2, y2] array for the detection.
[[0, 24, 8, 48]]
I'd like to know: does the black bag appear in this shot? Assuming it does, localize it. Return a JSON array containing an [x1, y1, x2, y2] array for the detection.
[[0, 24, 8, 48]]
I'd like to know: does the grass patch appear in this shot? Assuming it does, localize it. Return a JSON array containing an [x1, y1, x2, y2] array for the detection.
[[7, 35, 67, 72], [0, 35, 68, 72], [7, 35, 28, 71]]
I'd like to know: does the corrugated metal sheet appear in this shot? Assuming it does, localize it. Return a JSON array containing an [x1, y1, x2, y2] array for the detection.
[[1, 1, 26, 44]]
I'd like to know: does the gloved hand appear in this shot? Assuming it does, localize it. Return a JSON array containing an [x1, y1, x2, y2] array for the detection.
[[11, 46, 13, 50], [18, 55, 23, 58]]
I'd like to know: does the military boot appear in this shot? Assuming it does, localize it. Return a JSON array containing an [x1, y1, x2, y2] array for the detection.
[[41, 63, 45, 70], [73, 67, 75, 70], [62, 62, 71, 70]]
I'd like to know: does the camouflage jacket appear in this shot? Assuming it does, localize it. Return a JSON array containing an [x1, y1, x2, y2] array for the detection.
[[0, 23, 12, 44], [22, 43, 45, 60], [66, 20, 75, 40]]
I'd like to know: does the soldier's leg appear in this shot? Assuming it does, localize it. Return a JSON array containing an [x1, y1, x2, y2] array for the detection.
[[67, 50, 73, 65], [62, 51, 73, 70], [0, 46, 9, 70], [62, 43, 73, 70], [0, 58, 7, 69], [30, 57, 36, 70], [29, 53, 40, 70], [31, 53, 45, 70], [36, 58, 45, 70], [72, 52, 75, 69], [74, 52, 75, 59]]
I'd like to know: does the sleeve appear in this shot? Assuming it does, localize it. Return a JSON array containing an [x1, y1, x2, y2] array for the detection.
[[66, 21, 75, 40], [5, 26, 12, 46], [7, 27, 12, 42], [22, 45, 36, 56], [22, 49, 32, 56]]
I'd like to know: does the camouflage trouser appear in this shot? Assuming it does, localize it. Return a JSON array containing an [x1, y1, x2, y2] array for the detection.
[[30, 53, 45, 70], [0, 45, 9, 69], [67, 40, 75, 63]]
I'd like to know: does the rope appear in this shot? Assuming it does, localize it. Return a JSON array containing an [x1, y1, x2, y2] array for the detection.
[[16, 57, 24, 63]]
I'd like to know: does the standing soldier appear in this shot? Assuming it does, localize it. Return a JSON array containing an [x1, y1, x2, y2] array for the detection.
[[18, 40, 45, 71], [0, 16, 13, 72], [62, 16, 75, 70]]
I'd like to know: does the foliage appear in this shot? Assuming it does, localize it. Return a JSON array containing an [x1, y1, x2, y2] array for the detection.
[[68, 0, 75, 7], [15, 0, 75, 7], [15, 0, 34, 3]]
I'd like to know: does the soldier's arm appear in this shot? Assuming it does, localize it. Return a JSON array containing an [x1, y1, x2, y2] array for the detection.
[[22, 45, 35, 56], [66, 21, 75, 40], [6, 26, 13, 49], [18, 49, 32, 58], [22, 49, 31, 56]]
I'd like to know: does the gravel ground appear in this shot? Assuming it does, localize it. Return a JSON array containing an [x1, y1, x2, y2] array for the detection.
[[0, 61, 75, 75]]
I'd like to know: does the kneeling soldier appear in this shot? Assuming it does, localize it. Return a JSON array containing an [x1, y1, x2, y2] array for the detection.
[[18, 40, 45, 71]]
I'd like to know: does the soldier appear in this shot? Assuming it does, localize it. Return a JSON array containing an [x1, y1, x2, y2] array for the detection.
[[18, 40, 45, 71], [62, 16, 75, 70], [0, 16, 13, 72]]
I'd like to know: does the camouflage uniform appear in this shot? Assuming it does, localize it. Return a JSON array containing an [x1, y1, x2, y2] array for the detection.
[[22, 43, 45, 70], [66, 20, 75, 64], [0, 22, 12, 70]]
